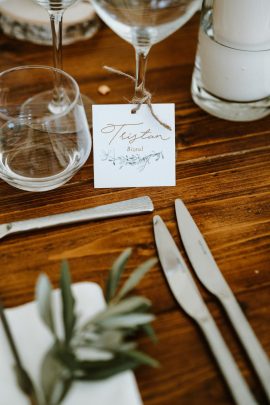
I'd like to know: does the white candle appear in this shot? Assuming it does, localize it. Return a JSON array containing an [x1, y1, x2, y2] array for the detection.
[[213, 0, 270, 49], [198, 0, 270, 102], [199, 30, 270, 102]]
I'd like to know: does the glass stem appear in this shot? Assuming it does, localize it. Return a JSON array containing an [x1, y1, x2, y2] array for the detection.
[[49, 10, 64, 71], [134, 46, 151, 100], [48, 10, 65, 108]]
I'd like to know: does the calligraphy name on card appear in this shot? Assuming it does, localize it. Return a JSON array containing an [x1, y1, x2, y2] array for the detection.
[[93, 104, 175, 188]]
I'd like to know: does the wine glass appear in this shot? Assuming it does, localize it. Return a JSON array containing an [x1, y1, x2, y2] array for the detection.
[[31, 0, 93, 121], [91, 0, 201, 110], [0, 66, 91, 191], [35, 0, 77, 70]]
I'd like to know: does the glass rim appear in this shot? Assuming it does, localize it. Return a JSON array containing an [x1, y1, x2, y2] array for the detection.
[[0, 64, 81, 120]]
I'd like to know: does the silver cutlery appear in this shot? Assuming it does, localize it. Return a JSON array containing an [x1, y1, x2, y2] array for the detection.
[[153, 215, 257, 405], [175, 199, 270, 401], [0, 196, 154, 241]]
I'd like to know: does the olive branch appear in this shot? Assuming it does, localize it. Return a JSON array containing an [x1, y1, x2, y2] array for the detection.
[[15, 249, 158, 405]]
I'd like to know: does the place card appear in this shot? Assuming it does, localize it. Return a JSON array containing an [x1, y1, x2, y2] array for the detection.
[[92, 104, 175, 188]]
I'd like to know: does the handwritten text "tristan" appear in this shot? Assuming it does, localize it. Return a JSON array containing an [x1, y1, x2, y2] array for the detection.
[[101, 123, 170, 145]]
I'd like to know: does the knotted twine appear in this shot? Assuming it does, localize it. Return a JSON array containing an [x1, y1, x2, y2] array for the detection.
[[103, 65, 172, 131]]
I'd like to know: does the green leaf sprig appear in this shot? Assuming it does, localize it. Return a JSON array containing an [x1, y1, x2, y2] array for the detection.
[[18, 249, 158, 405]]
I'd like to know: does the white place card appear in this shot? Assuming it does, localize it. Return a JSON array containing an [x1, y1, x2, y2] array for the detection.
[[92, 104, 175, 188]]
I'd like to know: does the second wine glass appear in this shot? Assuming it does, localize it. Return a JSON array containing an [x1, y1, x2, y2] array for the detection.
[[91, 0, 201, 112]]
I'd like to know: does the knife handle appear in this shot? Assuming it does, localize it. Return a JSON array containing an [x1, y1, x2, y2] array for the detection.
[[199, 315, 257, 405], [222, 295, 270, 400], [2, 196, 154, 239]]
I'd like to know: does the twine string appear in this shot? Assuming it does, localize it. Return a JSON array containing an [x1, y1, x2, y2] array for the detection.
[[103, 65, 172, 131]]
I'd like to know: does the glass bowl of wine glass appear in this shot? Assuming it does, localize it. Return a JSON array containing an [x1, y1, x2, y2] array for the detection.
[[0, 65, 92, 192], [91, 0, 201, 114]]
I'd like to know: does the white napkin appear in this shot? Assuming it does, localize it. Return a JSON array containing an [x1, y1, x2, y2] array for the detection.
[[0, 283, 143, 405]]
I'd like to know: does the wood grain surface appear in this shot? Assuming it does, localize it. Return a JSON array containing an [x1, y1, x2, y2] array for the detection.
[[0, 14, 269, 405]]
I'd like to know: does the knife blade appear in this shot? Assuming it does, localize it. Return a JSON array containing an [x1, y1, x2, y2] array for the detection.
[[0, 196, 154, 241], [175, 199, 270, 400], [153, 215, 257, 405]]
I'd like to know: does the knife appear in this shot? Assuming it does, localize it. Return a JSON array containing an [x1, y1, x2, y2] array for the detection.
[[175, 199, 270, 401], [0, 196, 154, 241], [153, 215, 257, 405]]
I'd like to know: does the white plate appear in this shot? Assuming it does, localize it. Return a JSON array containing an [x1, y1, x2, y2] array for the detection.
[[0, 0, 100, 45]]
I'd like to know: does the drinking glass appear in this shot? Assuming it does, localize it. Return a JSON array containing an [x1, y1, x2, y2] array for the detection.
[[0, 66, 92, 192], [91, 0, 201, 105]]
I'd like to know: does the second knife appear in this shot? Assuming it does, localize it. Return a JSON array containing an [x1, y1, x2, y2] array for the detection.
[[175, 199, 270, 401], [153, 215, 257, 405]]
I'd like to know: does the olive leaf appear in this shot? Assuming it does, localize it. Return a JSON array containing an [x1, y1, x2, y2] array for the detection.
[[141, 323, 158, 343], [105, 248, 132, 302], [81, 330, 124, 350], [74, 348, 158, 381], [14, 365, 41, 405], [36, 274, 56, 338], [98, 313, 155, 329], [92, 296, 151, 323], [74, 362, 139, 380], [60, 261, 76, 345], [73, 355, 140, 380], [122, 350, 159, 368], [115, 258, 157, 301], [41, 345, 72, 405]]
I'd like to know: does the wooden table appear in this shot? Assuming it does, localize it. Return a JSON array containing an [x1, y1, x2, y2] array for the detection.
[[0, 14, 269, 405]]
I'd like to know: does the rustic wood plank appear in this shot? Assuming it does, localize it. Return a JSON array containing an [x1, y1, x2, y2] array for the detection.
[[0, 12, 269, 405]]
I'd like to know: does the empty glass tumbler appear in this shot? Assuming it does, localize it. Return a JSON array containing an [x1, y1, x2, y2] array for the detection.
[[0, 66, 91, 192], [192, 0, 270, 121]]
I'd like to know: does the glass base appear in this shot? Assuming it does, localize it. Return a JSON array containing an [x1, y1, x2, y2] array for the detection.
[[0, 139, 86, 192], [1, 173, 76, 192], [21, 90, 93, 129], [191, 66, 270, 122]]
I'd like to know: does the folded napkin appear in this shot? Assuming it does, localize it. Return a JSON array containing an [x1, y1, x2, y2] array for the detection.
[[0, 283, 143, 405]]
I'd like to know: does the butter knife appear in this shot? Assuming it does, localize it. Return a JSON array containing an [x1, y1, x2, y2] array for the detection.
[[175, 199, 270, 401], [153, 215, 257, 405], [0, 196, 154, 241]]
